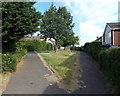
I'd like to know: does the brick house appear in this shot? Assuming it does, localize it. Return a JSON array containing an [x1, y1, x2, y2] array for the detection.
[[102, 22, 120, 46]]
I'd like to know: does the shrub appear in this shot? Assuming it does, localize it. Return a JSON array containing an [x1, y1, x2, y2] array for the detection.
[[24, 39, 52, 52], [2, 53, 17, 72], [84, 41, 102, 61], [70, 46, 75, 50], [102, 44, 111, 48], [15, 38, 27, 62], [46, 43, 52, 51], [99, 47, 120, 92], [14, 49, 27, 63], [70, 46, 83, 51], [24, 39, 39, 51], [2, 39, 52, 72], [90, 41, 102, 60], [84, 43, 89, 52], [2, 38, 27, 72]]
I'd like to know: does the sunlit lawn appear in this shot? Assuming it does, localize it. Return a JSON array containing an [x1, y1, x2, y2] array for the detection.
[[40, 50, 77, 83]]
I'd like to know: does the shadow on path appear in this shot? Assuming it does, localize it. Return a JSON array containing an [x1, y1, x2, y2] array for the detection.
[[3, 51, 112, 94], [72, 51, 112, 94], [42, 51, 112, 94]]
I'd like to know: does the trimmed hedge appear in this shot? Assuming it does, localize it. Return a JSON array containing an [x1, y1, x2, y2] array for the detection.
[[24, 39, 52, 52], [84, 41, 120, 93], [70, 46, 83, 51], [99, 47, 120, 92], [84, 41, 102, 61]]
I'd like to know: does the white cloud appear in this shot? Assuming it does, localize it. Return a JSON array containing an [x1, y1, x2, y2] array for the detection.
[[79, 22, 104, 45], [63, 0, 119, 46], [80, 22, 103, 37]]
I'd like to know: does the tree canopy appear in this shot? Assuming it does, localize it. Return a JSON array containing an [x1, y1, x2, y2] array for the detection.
[[40, 4, 79, 49], [2, 2, 41, 52], [2, 2, 79, 52]]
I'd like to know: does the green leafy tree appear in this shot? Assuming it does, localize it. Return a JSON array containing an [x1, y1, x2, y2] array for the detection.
[[2, 2, 41, 52], [57, 6, 75, 47], [40, 4, 57, 40], [41, 4, 76, 51]]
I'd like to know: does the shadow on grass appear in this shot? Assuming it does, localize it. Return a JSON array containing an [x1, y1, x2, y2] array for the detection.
[[41, 51, 78, 84], [42, 51, 112, 94], [56, 54, 77, 83], [42, 53, 78, 94]]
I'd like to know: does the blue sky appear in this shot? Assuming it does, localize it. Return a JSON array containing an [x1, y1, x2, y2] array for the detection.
[[33, 0, 119, 46]]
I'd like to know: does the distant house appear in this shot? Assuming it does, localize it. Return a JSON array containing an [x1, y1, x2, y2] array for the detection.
[[46, 38, 56, 45], [102, 22, 120, 46], [25, 35, 56, 46], [25, 35, 45, 41]]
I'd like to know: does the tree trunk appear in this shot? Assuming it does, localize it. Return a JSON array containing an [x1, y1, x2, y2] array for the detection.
[[64, 47, 66, 50], [2, 38, 16, 53]]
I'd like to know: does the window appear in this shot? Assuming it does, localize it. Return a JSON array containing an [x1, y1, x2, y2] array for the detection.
[[109, 32, 111, 37]]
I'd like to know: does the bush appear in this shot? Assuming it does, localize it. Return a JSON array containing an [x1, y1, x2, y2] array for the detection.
[[102, 44, 111, 48], [70, 46, 75, 50], [2, 53, 17, 72], [24, 39, 52, 52], [14, 49, 27, 63], [15, 38, 27, 62], [84, 41, 102, 61], [2, 38, 27, 72], [84, 42, 91, 53], [70, 46, 83, 51], [99, 47, 120, 92], [46, 43, 53, 51], [2, 39, 52, 72]]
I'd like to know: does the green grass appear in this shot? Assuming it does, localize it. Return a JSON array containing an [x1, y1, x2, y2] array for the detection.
[[40, 50, 77, 83]]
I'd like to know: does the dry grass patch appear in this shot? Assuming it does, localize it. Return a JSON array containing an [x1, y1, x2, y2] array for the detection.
[[40, 50, 77, 83], [0, 72, 11, 93]]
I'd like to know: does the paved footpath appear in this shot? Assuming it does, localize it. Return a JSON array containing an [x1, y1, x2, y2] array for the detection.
[[72, 52, 112, 94], [3, 51, 112, 94], [3, 51, 66, 94]]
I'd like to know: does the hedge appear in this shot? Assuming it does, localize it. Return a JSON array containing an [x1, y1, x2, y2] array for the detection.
[[24, 39, 52, 52], [2, 39, 53, 72], [84, 41, 102, 61], [99, 47, 120, 92], [2, 39, 27, 72], [84, 41, 120, 93], [70, 46, 83, 51]]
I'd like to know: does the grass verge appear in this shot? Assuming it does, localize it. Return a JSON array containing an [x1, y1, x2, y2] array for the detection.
[[40, 50, 77, 84], [0, 72, 11, 93]]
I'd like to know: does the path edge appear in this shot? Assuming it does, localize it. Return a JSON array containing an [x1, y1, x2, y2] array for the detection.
[[35, 51, 62, 81], [1, 54, 27, 94]]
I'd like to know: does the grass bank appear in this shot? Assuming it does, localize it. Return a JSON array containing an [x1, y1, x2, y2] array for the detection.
[[40, 50, 78, 83]]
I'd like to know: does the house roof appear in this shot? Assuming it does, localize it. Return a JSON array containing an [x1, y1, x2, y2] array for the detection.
[[25, 36, 44, 40], [107, 22, 120, 30], [96, 36, 102, 40]]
